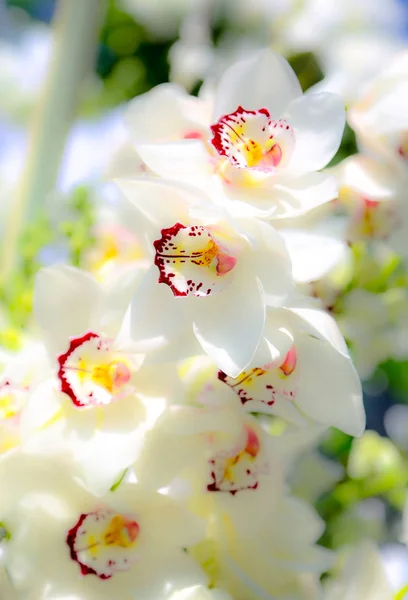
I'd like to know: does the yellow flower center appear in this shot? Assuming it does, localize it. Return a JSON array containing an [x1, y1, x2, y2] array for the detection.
[[85, 515, 140, 559], [0, 392, 19, 420], [191, 237, 219, 269], [223, 426, 260, 481], [103, 515, 140, 549], [243, 138, 282, 169], [78, 358, 131, 393]]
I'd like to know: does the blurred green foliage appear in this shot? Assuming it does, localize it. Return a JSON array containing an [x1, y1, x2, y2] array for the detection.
[[317, 430, 408, 549], [288, 51, 324, 92], [0, 186, 95, 348], [331, 241, 408, 403], [90, 0, 172, 111]]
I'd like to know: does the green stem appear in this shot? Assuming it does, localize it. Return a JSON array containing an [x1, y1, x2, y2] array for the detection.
[[1, 0, 105, 281]]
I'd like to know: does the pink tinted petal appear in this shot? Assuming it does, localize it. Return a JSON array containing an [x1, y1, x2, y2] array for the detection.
[[279, 346, 297, 376], [217, 250, 237, 275]]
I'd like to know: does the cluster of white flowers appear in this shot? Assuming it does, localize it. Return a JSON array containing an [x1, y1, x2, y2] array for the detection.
[[156, 0, 407, 105], [0, 47, 384, 600], [320, 49, 408, 381], [345, 50, 408, 257]]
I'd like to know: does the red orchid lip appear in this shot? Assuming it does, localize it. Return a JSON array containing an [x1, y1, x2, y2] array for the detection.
[[211, 105, 270, 161], [57, 332, 100, 408], [66, 512, 106, 579], [67, 509, 140, 579], [210, 105, 295, 171], [154, 222, 237, 298], [218, 349, 297, 408], [57, 332, 132, 408], [207, 425, 264, 495]]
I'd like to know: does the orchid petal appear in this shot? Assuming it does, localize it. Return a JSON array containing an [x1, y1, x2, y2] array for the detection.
[[193, 271, 265, 377], [249, 313, 294, 369], [247, 219, 293, 305], [135, 140, 213, 183], [271, 171, 338, 219], [280, 229, 347, 283], [294, 336, 365, 436], [285, 307, 349, 356], [125, 83, 207, 143], [34, 265, 104, 357], [130, 267, 191, 353], [214, 48, 302, 121], [114, 177, 199, 228], [284, 92, 345, 175], [324, 542, 393, 600]]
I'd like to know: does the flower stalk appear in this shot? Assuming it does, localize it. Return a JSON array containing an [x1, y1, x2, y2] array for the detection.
[[1, 0, 105, 281]]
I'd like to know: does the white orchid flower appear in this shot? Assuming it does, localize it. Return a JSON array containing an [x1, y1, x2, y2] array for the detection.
[[0, 452, 206, 600], [333, 154, 401, 242], [83, 193, 150, 283], [324, 541, 405, 600], [0, 340, 50, 454], [337, 288, 408, 381], [124, 82, 212, 145], [130, 389, 329, 598], [21, 264, 177, 494], [132, 394, 285, 530], [180, 304, 364, 436], [333, 153, 408, 267], [32, 263, 144, 404], [310, 32, 405, 104], [270, 0, 406, 63], [349, 50, 408, 178], [205, 494, 332, 599], [108, 83, 212, 181], [116, 177, 293, 377], [118, 49, 345, 220]]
